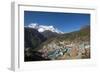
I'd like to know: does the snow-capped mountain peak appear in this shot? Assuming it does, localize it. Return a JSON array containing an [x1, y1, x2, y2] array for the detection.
[[26, 23, 63, 34]]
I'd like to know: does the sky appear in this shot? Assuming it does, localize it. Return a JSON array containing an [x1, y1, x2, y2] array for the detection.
[[24, 11, 90, 33]]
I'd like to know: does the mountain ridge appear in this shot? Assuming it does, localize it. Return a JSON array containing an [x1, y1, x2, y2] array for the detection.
[[26, 23, 63, 34]]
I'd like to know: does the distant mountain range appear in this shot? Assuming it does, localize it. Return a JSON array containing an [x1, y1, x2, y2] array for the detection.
[[25, 23, 63, 34]]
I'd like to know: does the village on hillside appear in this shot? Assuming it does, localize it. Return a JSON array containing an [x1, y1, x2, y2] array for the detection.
[[38, 40, 90, 60]]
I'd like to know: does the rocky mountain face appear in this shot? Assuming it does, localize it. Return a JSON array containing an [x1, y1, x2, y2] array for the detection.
[[24, 27, 48, 61], [24, 27, 47, 49], [41, 30, 60, 38]]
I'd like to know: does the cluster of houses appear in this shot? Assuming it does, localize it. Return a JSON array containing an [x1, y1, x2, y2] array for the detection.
[[39, 40, 90, 60], [47, 47, 68, 59]]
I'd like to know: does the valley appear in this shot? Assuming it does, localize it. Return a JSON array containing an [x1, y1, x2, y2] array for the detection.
[[24, 24, 90, 61]]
